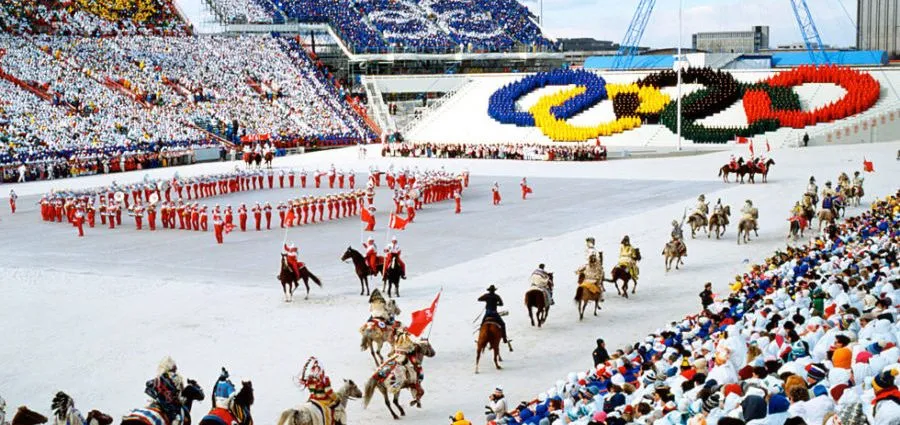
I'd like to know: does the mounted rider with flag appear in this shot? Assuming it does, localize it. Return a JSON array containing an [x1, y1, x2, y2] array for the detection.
[[363, 236, 379, 275], [383, 236, 407, 279]]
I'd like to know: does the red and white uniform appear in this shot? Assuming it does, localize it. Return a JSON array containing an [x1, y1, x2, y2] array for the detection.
[[252, 204, 262, 231], [383, 239, 406, 277], [520, 178, 531, 200], [454, 190, 461, 214], [364, 238, 378, 274], [264, 203, 273, 230], [8, 190, 17, 214], [283, 243, 303, 276], [491, 183, 501, 205], [213, 213, 224, 244]]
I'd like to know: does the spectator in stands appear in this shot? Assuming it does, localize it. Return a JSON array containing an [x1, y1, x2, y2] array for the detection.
[[592, 338, 609, 367]]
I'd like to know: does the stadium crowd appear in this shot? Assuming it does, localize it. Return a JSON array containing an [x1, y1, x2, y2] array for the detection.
[[382, 142, 608, 162], [270, 0, 557, 54], [1, 27, 374, 181], [0, 0, 187, 36], [464, 191, 900, 425], [208, 0, 271, 24]]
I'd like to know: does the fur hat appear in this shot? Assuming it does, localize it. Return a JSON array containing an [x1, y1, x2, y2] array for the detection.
[[806, 363, 827, 383]]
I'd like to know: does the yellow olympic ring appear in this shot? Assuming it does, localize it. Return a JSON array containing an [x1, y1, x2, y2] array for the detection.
[[529, 83, 669, 142]]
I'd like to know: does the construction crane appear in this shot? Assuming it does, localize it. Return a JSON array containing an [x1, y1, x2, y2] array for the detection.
[[611, 0, 656, 70], [788, 0, 830, 65], [611, 0, 830, 70]]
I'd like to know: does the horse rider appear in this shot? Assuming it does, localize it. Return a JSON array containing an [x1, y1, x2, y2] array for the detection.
[[822, 181, 837, 200], [478, 285, 511, 346], [755, 155, 767, 173], [575, 253, 604, 300], [300, 357, 339, 408], [367, 289, 399, 326], [283, 241, 303, 277], [617, 236, 640, 281], [145, 357, 185, 424], [712, 198, 729, 224], [670, 218, 687, 256], [852, 171, 865, 192], [729, 155, 739, 171], [585, 237, 598, 262], [790, 201, 807, 230], [694, 194, 709, 217], [529, 263, 554, 305], [806, 176, 819, 204], [740, 199, 758, 228], [363, 236, 379, 274], [838, 171, 850, 189], [391, 328, 425, 397], [383, 236, 407, 279], [212, 368, 235, 408]]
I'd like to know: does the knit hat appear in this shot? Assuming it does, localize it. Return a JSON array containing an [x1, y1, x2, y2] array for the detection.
[[830, 383, 849, 401], [723, 383, 742, 398], [837, 402, 868, 425], [738, 365, 754, 380], [768, 394, 790, 414], [872, 369, 898, 393], [592, 411, 607, 423], [832, 347, 852, 369], [855, 351, 873, 364], [806, 363, 827, 383], [702, 393, 721, 413]]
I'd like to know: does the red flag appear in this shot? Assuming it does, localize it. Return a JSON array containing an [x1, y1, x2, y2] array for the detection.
[[736, 136, 748, 144], [863, 158, 874, 173], [223, 223, 235, 234], [765, 139, 771, 152], [285, 208, 295, 225], [389, 213, 408, 230], [407, 291, 441, 336], [361, 207, 373, 223]]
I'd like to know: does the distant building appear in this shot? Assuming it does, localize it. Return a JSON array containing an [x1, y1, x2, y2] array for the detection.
[[858, 0, 900, 58], [557, 38, 617, 52], [692, 26, 770, 53]]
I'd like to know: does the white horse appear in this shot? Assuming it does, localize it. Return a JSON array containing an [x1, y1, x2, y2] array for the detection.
[[276, 380, 362, 425], [360, 300, 402, 366]]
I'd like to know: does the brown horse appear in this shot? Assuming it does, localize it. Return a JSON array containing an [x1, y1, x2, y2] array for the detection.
[[475, 320, 504, 373], [263, 151, 274, 169], [605, 248, 641, 298], [524, 273, 553, 327], [662, 240, 685, 272], [341, 246, 384, 296], [718, 158, 749, 183], [278, 254, 322, 301], [788, 217, 807, 241], [755, 159, 776, 183], [574, 275, 603, 321], [12, 407, 48, 425], [737, 211, 758, 245], [687, 213, 707, 238], [86, 411, 113, 425], [708, 206, 730, 239], [849, 185, 864, 207]]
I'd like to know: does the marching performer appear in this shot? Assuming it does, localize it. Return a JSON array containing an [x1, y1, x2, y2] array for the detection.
[[520, 178, 531, 200], [454, 189, 461, 214], [264, 202, 273, 230], [252, 203, 262, 231], [213, 211, 224, 244], [238, 204, 248, 232], [8, 189, 16, 214], [491, 182, 501, 206]]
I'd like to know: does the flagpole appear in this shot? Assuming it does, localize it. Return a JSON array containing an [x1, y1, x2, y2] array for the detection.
[[425, 288, 442, 340]]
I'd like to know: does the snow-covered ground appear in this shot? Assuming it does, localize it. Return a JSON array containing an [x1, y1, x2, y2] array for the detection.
[[1, 142, 898, 424]]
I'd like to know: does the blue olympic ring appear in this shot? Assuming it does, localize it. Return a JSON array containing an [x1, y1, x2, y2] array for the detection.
[[488, 69, 608, 126]]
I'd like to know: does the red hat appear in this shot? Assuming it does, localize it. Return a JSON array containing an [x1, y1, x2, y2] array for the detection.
[[738, 365, 754, 380], [723, 383, 743, 398]]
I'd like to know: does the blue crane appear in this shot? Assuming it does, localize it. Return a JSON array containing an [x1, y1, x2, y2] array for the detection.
[[612, 0, 656, 70], [788, 0, 830, 65], [611, 0, 830, 70]]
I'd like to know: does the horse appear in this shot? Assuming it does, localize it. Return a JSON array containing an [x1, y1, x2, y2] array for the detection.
[[833, 196, 846, 218], [756, 159, 775, 183], [849, 185, 864, 207], [687, 212, 707, 238], [475, 320, 503, 374], [382, 256, 402, 298], [198, 381, 252, 425], [341, 246, 383, 296], [737, 210, 759, 245], [278, 254, 322, 301], [574, 272, 602, 321], [363, 340, 436, 419], [52, 393, 112, 425], [817, 208, 836, 231], [12, 407, 48, 425], [708, 206, 730, 239], [87, 411, 114, 425], [662, 240, 685, 272], [360, 303, 402, 366], [605, 248, 641, 298], [277, 380, 361, 425], [788, 216, 807, 241], [263, 152, 274, 169], [121, 379, 205, 425], [524, 272, 553, 327], [717, 158, 745, 183]]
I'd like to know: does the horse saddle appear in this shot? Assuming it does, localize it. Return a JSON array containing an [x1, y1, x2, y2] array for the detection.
[[789, 216, 808, 229], [123, 408, 168, 425], [307, 400, 334, 425], [578, 280, 602, 298], [200, 408, 235, 425], [362, 318, 396, 331], [669, 240, 687, 256], [527, 286, 551, 305], [481, 315, 503, 328]]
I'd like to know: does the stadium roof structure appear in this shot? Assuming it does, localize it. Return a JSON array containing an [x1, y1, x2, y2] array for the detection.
[[584, 50, 889, 70]]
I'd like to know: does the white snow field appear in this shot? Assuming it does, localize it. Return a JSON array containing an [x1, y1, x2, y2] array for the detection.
[[1, 142, 898, 424]]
